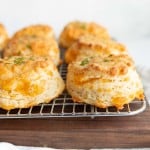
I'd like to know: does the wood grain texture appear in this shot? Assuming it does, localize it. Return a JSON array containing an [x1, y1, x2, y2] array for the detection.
[[0, 107, 149, 149]]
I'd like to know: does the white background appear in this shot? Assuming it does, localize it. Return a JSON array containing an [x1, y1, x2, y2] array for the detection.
[[0, 0, 150, 66]]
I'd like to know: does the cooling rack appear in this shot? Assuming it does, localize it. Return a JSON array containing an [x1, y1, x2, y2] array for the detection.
[[0, 63, 147, 119]]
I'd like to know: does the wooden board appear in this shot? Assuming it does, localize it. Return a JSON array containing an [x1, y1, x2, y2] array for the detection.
[[0, 107, 149, 149]]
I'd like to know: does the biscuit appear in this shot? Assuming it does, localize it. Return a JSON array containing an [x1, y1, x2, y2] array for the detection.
[[65, 35, 127, 63], [59, 21, 110, 48], [13, 24, 54, 39], [67, 55, 144, 109], [0, 56, 65, 110], [3, 36, 60, 65]]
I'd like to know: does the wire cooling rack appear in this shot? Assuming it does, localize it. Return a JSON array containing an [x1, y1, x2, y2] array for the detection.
[[0, 63, 147, 119]]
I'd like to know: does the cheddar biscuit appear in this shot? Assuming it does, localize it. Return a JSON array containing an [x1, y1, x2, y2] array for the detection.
[[65, 35, 127, 63], [59, 21, 110, 48], [67, 55, 144, 109], [13, 24, 55, 39], [0, 56, 65, 110], [3, 36, 60, 65]]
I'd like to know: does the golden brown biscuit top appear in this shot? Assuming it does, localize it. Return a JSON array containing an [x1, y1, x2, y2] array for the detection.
[[0, 56, 55, 71], [65, 35, 127, 64], [0, 56, 56, 96], [13, 24, 54, 39], [3, 36, 59, 57], [60, 21, 110, 43], [65, 21, 109, 37], [69, 54, 134, 78], [76, 35, 127, 54]]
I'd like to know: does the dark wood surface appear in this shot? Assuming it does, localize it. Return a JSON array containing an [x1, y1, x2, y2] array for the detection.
[[0, 106, 149, 149]]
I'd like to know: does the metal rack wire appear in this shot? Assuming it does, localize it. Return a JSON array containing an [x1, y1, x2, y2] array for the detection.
[[0, 63, 147, 119]]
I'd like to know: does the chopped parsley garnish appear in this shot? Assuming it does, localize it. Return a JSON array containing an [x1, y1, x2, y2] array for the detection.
[[29, 57, 34, 61], [32, 35, 37, 38], [26, 44, 32, 49], [44, 57, 48, 61], [17, 51, 21, 55], [90, 56, 94, 59], [80, 24, 86, 29], [104, 59, 109, 62], [14, 57, 25, 65], [80, 58, 89, 66]]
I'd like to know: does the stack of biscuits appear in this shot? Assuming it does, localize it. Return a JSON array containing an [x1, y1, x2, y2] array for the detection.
[[0, 24, 64, 110], [59, 21, 144, 109]]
